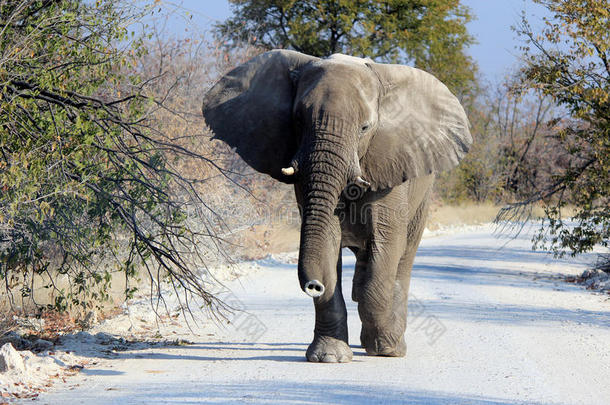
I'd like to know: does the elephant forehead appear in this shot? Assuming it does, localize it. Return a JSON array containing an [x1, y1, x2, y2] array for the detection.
[[311, 57, 372, 83], [298, 62, 379, 114]]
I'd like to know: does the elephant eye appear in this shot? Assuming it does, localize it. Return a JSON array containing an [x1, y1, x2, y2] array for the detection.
[[361, 124, 370, 133]]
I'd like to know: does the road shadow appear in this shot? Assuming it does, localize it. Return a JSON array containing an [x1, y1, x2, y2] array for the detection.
[[419, 299, 610, 327], [416, 245, 596, 266], [49, 380, 545, 405], [118, 340, 374, 363], [411, 262, 569, 290]]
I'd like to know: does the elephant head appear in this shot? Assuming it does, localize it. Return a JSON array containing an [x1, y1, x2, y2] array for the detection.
[[202, 50, 471, 302]]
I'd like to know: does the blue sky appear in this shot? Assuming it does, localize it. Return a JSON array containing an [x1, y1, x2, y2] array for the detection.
[[162, 0, 553, 83], [461, 0, 552, 83]]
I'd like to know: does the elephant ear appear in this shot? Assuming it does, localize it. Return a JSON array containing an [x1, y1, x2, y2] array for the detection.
[[202, 50, 318, 182], [361, 63, 472, 191]]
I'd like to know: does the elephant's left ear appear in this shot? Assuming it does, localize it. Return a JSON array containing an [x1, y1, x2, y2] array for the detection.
[[361, 63, 472, 191]]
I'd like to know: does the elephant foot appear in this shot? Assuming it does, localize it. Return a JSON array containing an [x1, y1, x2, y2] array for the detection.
[[306, 336, 353, 363], [361, 328, 406, 357]]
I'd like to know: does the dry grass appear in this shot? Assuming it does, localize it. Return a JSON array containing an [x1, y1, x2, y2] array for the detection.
[[0, 269, 144, 324], [427, 201, 577, 230], [427, 202, 501, 230], [235, 223, 301, 261]]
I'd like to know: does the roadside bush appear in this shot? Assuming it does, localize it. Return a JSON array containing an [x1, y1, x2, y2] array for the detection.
[[0, 0, 231, 314]]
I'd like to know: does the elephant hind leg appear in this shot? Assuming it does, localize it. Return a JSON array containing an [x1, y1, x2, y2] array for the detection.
[[351, 247, 368, 302]]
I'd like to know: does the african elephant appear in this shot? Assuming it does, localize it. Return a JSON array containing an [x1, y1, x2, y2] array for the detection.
[[202, 50, 471, 363]]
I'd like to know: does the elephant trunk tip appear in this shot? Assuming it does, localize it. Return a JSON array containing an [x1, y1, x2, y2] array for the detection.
[[304, 280, 325, 298]]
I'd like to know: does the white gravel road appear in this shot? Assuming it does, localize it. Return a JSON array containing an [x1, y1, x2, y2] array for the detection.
[[36, 224, 610, 405]]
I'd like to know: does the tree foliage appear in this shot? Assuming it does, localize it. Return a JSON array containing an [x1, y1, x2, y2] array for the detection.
[[499, 0, 609, 259], [216, 0, 478, 96], [436, 78, 558, 205], [0, 0, 225, 312]]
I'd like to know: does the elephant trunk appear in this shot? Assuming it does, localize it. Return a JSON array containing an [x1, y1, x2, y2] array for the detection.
[[296, 114, 357, 301]]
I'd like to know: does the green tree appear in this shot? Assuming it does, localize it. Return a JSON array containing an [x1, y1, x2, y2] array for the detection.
[[499, 0, 609, 267], [0, 1, 224, 311], [216, 0, 478, 96]]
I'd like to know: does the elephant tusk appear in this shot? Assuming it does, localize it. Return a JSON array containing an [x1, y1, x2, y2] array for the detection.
[[281, 167, 295, 176], [355, 176, 371, 188]]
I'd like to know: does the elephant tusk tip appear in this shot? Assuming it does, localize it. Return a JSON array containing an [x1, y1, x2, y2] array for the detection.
[[356, 176, 371, 188], [281, 167, 295, 176]]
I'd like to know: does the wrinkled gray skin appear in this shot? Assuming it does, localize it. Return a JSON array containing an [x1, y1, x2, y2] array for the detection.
[[202, 50, 471, 363]]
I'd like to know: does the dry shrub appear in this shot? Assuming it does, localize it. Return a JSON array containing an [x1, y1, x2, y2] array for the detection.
[[136, 30, 300, 263]]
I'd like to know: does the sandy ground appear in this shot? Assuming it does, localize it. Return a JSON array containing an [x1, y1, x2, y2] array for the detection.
[[21, 224, 610, 404]]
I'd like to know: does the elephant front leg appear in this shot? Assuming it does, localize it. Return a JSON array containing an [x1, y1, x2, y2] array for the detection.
[[358, 254, 409, 357], [359, 197, 429, 357], [306, 252, 352, 363]]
